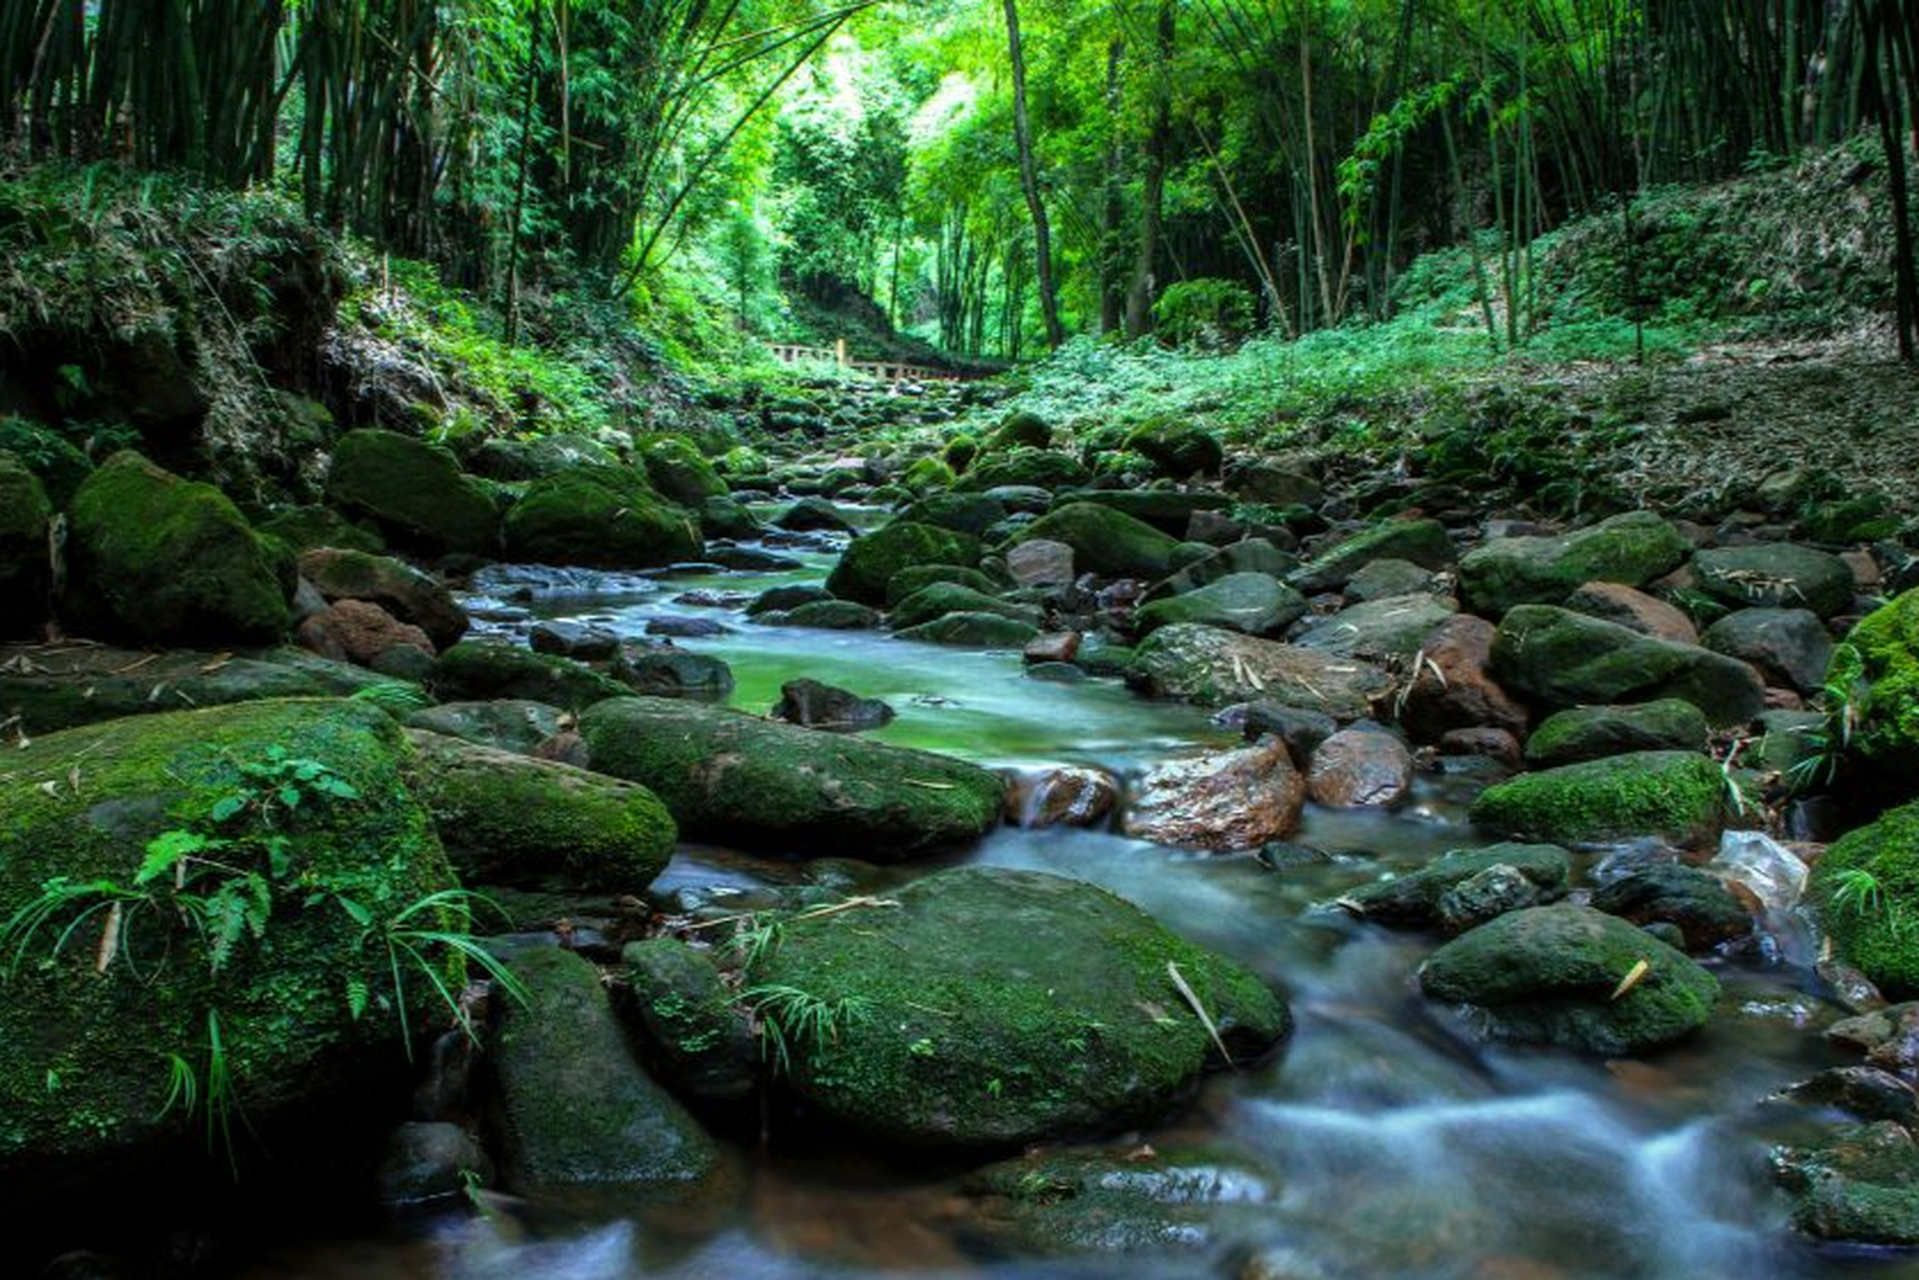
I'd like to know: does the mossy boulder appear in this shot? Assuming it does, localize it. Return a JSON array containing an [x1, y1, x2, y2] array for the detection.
[[0, 450, 52, 639], [1134, 572, 1305, 638], [578, 696, 1005, 857], [325, 429, 498, 556], [404, 729, 675, 891], [502, 464, 701, 569], [491, 946, 729, 1199], [1292, 593, 1459, 661], [1122, 420, 1224, 479], [622, 938, 758, 1102], [298, 548, 467, 648], [1062, 489, 1235, 536], [1457, 512, 1690, 616], [890, 583, 1040, 631], [764, 600, 884, 630], [431, 640, 627, 707], [962, 448, 1091, 493], [1290, 519, 1455, 594], [902, 456, 958, 494], [901, 491, 1009, 538], [403, 699, 567, 755], [1774, 1123, 1919, 1245], [886, 564, 1000, 606], [1522, 699, 1710, 767], [896, 613, 1041, 648], [826, 520, 984, 606], [962, 1147, 1272, 1256], [744, 867, 1288, 1148], [1469, 750, 1727, 848], [1812, 801, 1919, 998], [62, 451, 289, 647], [0, 699, 456, 1184], [1491, 604, 1765, 726], [1692, 543, 1854, 618], [1845, 589, 1919, 781], [1337, 843, 1572, 928], [256, 506, 386, 555], [983, 411, 1052, 452], [1127, 624, 1392, 718], [1007, 502, 1181, 581], [1417, 904, 1719, 1054], [944, 433, 980, 472], [640, 436, 728, 506]]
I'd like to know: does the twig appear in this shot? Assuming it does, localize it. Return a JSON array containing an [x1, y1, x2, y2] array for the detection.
[[1166, 961, 1236, 1069]]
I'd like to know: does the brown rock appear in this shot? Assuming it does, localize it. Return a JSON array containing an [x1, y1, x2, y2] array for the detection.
[[1122, 738, 1304, 851], [297, 598, 434, 666], [1397, 614, 1529, 741], [1307, 726, 1414, 808], [1843, 550, 1883, 592], [1563, 581, 1698, 645], [298, 548, 468, 647], [1024, 631, 1081, 664], [1439, 726, 1523, 766], [1007, 766, 1119, 828], [1006, 538, 1075, 588]]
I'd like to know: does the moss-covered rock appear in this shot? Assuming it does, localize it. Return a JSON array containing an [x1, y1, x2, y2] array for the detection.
[[640, 435, 728, 506], [0, 699, 456, 1184], [961, 448, 1091, 493], [298, 548, 467, 648], [579, 696, 1004, 857], [983, 411, 1052, 452], [1692, 543, 1854, 618], [431, 640, 627, 707], [325, 429, 499, 556], [896, 612, 1041, 648], [502, 464, 701, 569], [902, 456, 958, 494], [1522, 699, 1711, 767], [1290, 519, 1455, 593], [1469, 750, 1727, 847], [1812, 801, 1919, 998], [1846, 589, 1919, 782], [1134, 572, 1305, 638], [944, 433, 980, 472], [886, 564, 1000, 607], [1773, 1122, 1919, 1245], [491, 946, 729, 1198], [1491, 604, 1765, 726], [1337, 843, 1572, 927], [745, 867, 1288, 1147], [900, 491, 1008, 538], [622, 938, 758, 1102], [1007, 502, 1181, 581], [1458, 512, 1691, 616], [0, 450, 52, 639], [404, 729, 674, 891], [1417, 904, 1719, 1054], [1056, 489, 1234, 537], [1122, 420, 1224, 479], [825, 520, 984, 606], [403, 699, 566, 754], [1292, 593, 1459, 661], [763, 600, 884, 630], [890, 583, 1040, 631], [1126, 624, 1392, 718], [256, 505, 386, 555], [62, 451, 289, 646]]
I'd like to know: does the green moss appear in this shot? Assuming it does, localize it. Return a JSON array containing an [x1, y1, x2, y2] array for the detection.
[[1847, 589, 1919, 778], [578, 696, 1004, 857], [890, 583, 1037, 631], [886, 564, 999, 606], [1290, 518, 1455, 593], [825, 520, 984, 606], [62, 451, 289, 646], [640, 435, 728, 506], [745, 868, 1287, 1148], [404, 729, 674, 890], [1122, 418, 1225, 479], [256, 506, 386, 555], [502, 464, 701, 568], [1458, 511, 1689, 616], [0, 450, 53, 639], [902, 456, 958, 494], [1469, 750, 1727, 847], [431, 640, 628, 707], [960, 448, 1090, 492], [943, 434, 979, 473], [325, 430, 499, 556], [983, 411, 1052, 452], [0, 699, 455, 1173], [1522, 699, 1710, 766], [1006, 502, 1180, 581], [1812, 801, 1919, 997]]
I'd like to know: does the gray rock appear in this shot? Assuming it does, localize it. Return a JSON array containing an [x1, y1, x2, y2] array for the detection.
[[1492, 605, 1765, 726], [1693, 543, 1855, 617], [1127, 624, 1393, 718], [1702, 607, 1834, 693]]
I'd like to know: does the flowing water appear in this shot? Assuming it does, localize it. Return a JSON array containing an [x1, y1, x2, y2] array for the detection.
[[238, 531, 1919, 1280]]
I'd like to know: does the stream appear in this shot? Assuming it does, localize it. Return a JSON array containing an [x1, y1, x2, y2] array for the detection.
[[235, 524, 1912, 1280]]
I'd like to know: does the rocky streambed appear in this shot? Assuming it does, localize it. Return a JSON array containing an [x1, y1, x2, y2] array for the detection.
[[4, 422, 1919, 1279]]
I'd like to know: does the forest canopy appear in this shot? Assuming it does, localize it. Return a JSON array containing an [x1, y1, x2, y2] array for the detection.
[[2, 0, 1915, 362]]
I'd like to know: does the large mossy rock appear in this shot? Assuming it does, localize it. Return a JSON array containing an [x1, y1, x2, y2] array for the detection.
[[491, 946, 728, 1199], [1134, 572, 1306, 638], [1292, 593, 1458, 661], [325, 429, 498, 556], [1121, 421, 1225, 479], [1290, 519, 1454, 594], [1006, 503, 1181, 581], [826, 520, 984, 606], [1417, 904, 1719, 1055], [1522, 699, 1710, 767], [745, 867, 1288, 1147], [1774, 1122, 1919, 1245], [961, 448, 1090, 493], [431, 640, 628, 707], [404, 730, 674, 891], [578, 696, 1004, 857], [0, 699, 456, 1183], [502, 464, 701, 569], [640, 436, 728, 506], [1337, 843, 1572, 928], [0, 451, 52, 639], [895, 612, 1040, 648], [62, 451, 289, 647], [1692, 543, 1854, 618], [622, 939, 758, 1102], [1845, 589, 1919, 782], [1060, 489, 1234, 537], [890, 583, 1040, 631], [1491, 604, 1765, 726], [1458, 512, 1690, 617], [1812, 801, 1919, 998], [1126, 623, 1392, 718], [1469, 750, 1727, 848]]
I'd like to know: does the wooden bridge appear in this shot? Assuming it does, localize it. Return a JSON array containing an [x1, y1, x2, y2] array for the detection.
[[764, 339, 968, 383]]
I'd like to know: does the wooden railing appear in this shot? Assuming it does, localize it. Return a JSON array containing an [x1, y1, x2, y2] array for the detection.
[[764, 338, 966, 383]]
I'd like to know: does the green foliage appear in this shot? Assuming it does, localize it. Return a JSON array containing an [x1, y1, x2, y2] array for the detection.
[[741, 982, 874, 1077], [1789, 642, 1867, 794], [1152, 279, 1256, 349]]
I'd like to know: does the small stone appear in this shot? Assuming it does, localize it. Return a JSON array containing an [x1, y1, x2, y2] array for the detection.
[[1437, 863, 1541, 934], [1024, 631, 1081, 664], [1306, 725, 1413, 808], [1008, 766, 1120, 827], [529, 619, 619, 659], [1123, 738, 1305, 851], [769, 678, 895, 732]]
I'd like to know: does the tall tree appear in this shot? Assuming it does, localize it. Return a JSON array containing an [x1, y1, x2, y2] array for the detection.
[[1003, 0, 1065, 348], [1125, 0, 1175, 338]]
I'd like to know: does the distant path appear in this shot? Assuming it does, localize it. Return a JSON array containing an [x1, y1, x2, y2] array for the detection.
[[764, 341, 973, 383]]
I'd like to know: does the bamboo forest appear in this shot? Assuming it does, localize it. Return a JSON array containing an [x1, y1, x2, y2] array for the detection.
[[5, 2, 1919, 1278]]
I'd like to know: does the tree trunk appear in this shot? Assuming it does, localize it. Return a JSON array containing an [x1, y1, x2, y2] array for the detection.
[[1098, 37, 1126, 335], [1003, 0, 1064, 348], [1125, 0, 1174, 338]]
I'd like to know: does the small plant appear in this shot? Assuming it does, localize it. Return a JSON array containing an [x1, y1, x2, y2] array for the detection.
[[1829, 867, 1919, 945], [740, 983, 871, 1076], [349, 681, 434, 713], [1788, 643, 1865, 794]]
